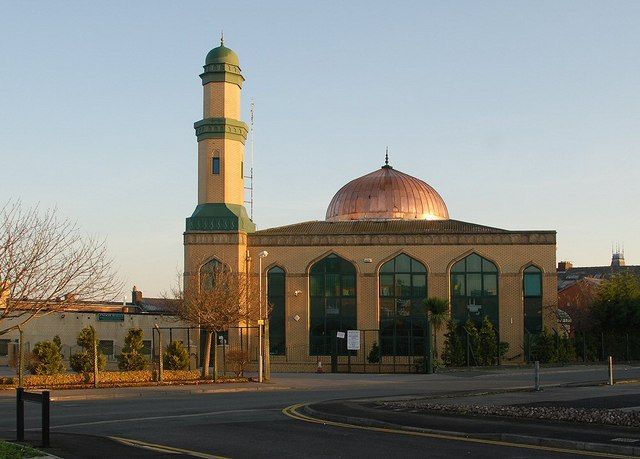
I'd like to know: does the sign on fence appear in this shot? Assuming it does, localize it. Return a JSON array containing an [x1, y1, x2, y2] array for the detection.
[[347, 330, 361, 350]]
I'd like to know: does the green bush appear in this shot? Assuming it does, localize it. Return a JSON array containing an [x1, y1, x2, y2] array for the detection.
[[26, 338, 65, 375], [367, 342, 381, 364], [70, 326, 106, 373], [479, 316, 499, 366], [531, 328, 557, 363], [463, 319, 481, 365], [118, 328, 148, 371], [163, 340, 190, 370], [442, 320, 465, 366]]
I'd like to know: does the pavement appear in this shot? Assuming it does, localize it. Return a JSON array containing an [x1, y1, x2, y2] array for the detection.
[[1, 364, 640, 458]]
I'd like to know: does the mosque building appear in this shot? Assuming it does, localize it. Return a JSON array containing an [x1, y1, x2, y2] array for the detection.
[[183, 40, 557, 371]]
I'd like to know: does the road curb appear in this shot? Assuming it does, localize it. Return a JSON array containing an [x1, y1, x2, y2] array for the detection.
[[302, 404, 640, 457]]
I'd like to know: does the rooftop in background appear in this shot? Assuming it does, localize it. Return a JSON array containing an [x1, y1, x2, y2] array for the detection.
[[5, 286, 179, 316], [557, 252, 639, 291]]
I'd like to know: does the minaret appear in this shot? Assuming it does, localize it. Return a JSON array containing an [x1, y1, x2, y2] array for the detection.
[[186, 36, 255, 233]]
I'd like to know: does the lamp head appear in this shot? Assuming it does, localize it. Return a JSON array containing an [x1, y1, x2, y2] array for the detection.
[[258, 251, 269, 258]]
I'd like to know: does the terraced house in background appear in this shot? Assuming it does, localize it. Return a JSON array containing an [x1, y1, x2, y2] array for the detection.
[[183, 39, 558, 371]]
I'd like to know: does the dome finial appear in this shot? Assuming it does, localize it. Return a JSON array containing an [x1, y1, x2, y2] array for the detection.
[[382, 147, 392, 169], [220, 30, 224, 46]]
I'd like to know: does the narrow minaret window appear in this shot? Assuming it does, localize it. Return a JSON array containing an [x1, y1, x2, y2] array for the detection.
[[212, 157, 220, 174]]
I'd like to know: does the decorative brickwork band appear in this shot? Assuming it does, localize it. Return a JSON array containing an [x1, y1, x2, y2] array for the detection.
[[194, 117, 249, 143], [200, 63, 244, 88], [186, 203, 256, 233]]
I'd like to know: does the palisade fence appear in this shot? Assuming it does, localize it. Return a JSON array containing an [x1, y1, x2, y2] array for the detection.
[[13, 327, 639, 376], [150, 327, 433, 374], [523, 330, 640, 365], [151, 326, 261, 375], [273, 328, 432, 374]]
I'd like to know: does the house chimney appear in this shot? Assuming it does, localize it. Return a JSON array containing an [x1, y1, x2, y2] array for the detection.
[[557, 261, 573, 271], [132, 286, 143, 305]]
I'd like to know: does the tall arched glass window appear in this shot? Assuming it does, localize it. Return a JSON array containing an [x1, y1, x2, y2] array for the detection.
[[267, 267, 286, 356], [379, 254, 428, 356], [309, 254, 357, 355], [451, 253, 499, 326], [523, 266, 543, 334], [200, 258, 223, 291]]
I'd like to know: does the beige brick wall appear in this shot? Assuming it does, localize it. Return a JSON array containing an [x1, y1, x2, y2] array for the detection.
[[236, 242, 557, 364], [203, 82, 241, 119], [197, 138, 244, 206]]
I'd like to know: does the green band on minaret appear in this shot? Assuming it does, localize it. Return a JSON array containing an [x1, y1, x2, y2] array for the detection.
[[194, 117, 249, 143], [186, 203, 256, 233], [200, 64, 244, 88]]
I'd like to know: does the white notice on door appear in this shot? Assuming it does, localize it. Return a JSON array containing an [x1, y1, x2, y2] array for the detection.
[[347, 330, 361, 350]]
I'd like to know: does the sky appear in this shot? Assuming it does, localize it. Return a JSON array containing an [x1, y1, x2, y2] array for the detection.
[[1, 1, 639, 296]]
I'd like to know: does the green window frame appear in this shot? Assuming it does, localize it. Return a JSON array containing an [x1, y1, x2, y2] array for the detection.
[[309, 254, 357, 355], [0, 339, 9, 357], [379, 254, 428, 356], [450, 253, 499, 327], [99, 339, 114, 357], [523, 265, 543, 334], [200, 258, 223, 291], [268, 266, 286, 356]]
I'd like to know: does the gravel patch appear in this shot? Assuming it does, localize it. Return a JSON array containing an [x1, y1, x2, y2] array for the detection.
[[376, 401, 640, 428]]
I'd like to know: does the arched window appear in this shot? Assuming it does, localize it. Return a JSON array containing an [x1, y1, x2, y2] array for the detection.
[[450, 253, 499, 326], [200, 258, 223, 291], [523, 266, 543, 334], [379, 254, 428, 356], [267, 267, 286, 356], [309, 254, 357, 355]]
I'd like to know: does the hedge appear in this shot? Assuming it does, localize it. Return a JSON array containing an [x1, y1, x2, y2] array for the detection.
[[0, 370, 247, 389]]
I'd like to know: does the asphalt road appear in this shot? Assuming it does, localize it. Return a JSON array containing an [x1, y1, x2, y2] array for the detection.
[[1, 365, 638, 458]]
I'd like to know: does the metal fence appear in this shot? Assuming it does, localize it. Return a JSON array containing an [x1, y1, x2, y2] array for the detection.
[[271, 329, 432, 374], [524, 331, 640, 364]]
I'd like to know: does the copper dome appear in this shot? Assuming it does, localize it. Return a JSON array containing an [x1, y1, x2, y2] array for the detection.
[[325, 163, 449, 222]]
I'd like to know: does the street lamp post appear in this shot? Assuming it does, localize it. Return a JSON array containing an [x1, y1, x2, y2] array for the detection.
[[258, 250, 269, 382]]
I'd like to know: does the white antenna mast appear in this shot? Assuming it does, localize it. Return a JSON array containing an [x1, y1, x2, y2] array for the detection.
[[244, 101, 255, 219]]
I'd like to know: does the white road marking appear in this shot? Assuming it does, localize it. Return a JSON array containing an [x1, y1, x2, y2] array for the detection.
[[47, 408, 282, 429]]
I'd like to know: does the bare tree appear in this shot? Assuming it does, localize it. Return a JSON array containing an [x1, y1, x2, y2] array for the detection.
[[0, 201, 121, 335], [178, 265, 263, 378]]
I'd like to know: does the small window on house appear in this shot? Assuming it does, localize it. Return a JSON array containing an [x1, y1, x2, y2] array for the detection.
[[0, 339, 9, 356], [142, 340, 152, 355], [99, 340, 114, 357], [241, 161, 244, 178], [212, 157, 220, 174]]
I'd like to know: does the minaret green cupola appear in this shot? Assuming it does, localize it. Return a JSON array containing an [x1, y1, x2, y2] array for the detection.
[[186, 37, 255, 233]]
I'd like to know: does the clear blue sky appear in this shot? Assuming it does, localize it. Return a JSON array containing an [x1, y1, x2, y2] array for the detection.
[[2, 1, 639, 296]]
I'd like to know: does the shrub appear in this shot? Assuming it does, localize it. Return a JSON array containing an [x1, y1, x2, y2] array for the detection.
[[118, 328, 148, 371], [442, 320, 465, 366], [227, 349, 250, 377], [556, 336, 577, 364], [367, 342, 381, 364], [70, 326, 106, 373], [26, 339, 66, 375], [531, 328, 557, 363], [163, 340, 190, 370], [463, 319, 481, 365], [479, 316, 499, 366]]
